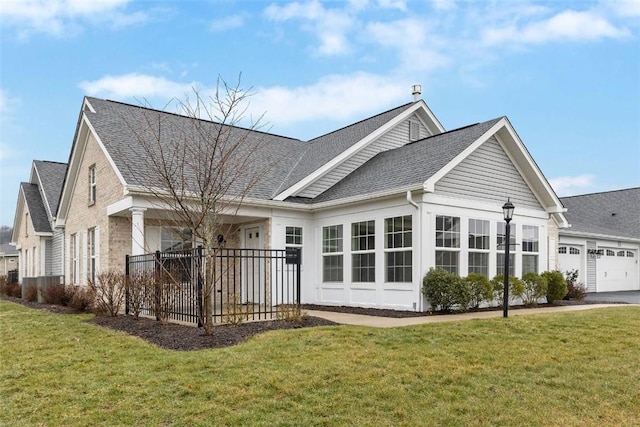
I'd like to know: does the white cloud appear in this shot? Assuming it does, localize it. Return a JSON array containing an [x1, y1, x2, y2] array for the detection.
[[78, 73, 196, 100], [0, 0, 146, 38], [605, 0, 640, 18], [377, 0, 408, 11], [250, 72, 407, 125], [430, 0, 456, 11], [483, 10, 630, 45], [209, 14, 245, 32], [549, 174, 596, 196], [0, 89, 7, 113], [264, 1, 355, 55]]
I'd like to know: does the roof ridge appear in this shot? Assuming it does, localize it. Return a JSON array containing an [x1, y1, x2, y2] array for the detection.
[[406, 116, 503, 146], [307, 102, 414, 143], [86, 96, 303, 143], [35, 160, 68, 165], [560, 187, 640, 199]]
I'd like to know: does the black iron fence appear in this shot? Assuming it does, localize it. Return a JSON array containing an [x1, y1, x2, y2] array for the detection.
[[125, 246, 301, 325]]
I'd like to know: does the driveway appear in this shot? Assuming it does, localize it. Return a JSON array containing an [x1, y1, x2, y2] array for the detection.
[[585, 291, 640, 304]]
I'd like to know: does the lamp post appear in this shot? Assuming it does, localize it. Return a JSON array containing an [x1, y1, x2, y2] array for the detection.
[[502, 199, 514, 318]]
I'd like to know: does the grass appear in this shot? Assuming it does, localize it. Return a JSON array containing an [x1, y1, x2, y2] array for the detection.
[[1, 301, 639, 426]]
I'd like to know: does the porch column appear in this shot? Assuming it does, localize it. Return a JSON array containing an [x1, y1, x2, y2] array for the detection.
[[130, 207, 147, 256]]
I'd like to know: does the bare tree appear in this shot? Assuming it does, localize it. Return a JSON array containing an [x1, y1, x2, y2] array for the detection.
[[120, 76, 271, 334]]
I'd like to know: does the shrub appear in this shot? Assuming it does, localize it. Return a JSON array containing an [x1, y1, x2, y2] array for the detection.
[[6, 282, 22, 298], [521, 272, 548, 306], [422, 268, 470, 312], [0, 276, 7, 295], [223, 294, 248, 325], [89, 271, 127, 317], [542, 270, 567, 303], [68, 286, 94, 312], [25, 285, 38, 302], [464, 273, 493, 309], [276, 304, 306, 322], [491, 274, 525, 306], [126, 270, 154, 320], [564, 269, 587, 300], [43, 284, 70, 305]]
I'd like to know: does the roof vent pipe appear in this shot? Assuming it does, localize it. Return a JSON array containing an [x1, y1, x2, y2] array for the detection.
[[412, 84, 422, 101]]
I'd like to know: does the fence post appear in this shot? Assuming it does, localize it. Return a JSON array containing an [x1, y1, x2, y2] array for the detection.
[[154, 250, 161, 321], [125, 254, 130, 315], [296, 247, 301, 307], [197, 245, 203, 328]]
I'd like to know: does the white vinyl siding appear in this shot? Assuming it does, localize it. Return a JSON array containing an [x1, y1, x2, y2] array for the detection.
[[52, 228, 65, 276], [435, 137, 542, 210], [298, 115, 431, 198], [586, 241, 597, 292]]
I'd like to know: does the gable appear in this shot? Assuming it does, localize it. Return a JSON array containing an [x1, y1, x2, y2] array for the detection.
[[296, 113, 433, 198], [434, 136, 544, 210]]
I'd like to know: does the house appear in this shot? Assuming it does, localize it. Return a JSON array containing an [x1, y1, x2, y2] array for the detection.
[[558, 188, 640, 292], [0, 243, 18, 279], [11, 160, 67, 291], [52, 87, 568, 311]]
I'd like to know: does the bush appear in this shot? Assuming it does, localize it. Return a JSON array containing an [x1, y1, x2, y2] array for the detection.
[[68, 286, 94, 312], [276, 304, 306, 322], [89, 271, 127, 317], [564, 269, 587, 300], [521, 272, 548, 306], [491, 274, 525, 306], [464, 273, 493, 309], [0, 276, 7, 295], [6, 282, 22, 298], [542, 270, 567, 303], [43, 284, 73, 306], [126, 270, 154, 320], [25, 285, 38, 302], [422, 268, 470, 312]]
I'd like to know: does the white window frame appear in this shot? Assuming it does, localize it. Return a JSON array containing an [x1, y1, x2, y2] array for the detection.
[[384, 215, 413, 283], [89, 165, 97, 205], [522, 225, 539, 274], [88, 227, 96, 283], [285, 226, 303, 265], [497, 222, 516, 277], [351, 220, 375, 283], [322, 225, 343, 283], [468, 218, 490, 277], [435, 215, 460, 275]]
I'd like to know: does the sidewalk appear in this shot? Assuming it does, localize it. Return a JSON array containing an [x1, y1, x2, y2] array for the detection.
[[306, 303, 637, 328]]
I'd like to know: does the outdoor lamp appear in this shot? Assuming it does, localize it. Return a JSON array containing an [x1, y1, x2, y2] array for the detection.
[[502, 199, 514, 318]]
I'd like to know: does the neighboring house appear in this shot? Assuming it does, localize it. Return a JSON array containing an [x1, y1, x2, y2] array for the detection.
[[53, 89, 569, 311], [0, 243, 18, 277], [558, 188, 640, 292], [11, 160, 68, 284]]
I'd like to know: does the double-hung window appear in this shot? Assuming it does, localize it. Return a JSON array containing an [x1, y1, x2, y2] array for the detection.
[[385, 216, 412, 282], [351, 220, 375, 282], [285, 226, 303, 262], [322, 225, 343, 282], [435, 215, 460, 274], [497, 222, 516, 276], [468, 219, 490, 277], [522, 225, 539, 274]]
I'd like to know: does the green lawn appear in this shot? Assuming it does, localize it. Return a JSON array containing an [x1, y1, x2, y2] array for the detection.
[[1, 301, 639, 426]]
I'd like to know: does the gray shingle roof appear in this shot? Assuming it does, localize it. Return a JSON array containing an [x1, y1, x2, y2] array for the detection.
[[276, 102, 416, 193], [560, 188, 640, 239], [306, 118, 503, 203], [33, 160, 67, 218], [21, 183, 52, 233], [0, 243, 18, 256], [84, 97, 419, 201]]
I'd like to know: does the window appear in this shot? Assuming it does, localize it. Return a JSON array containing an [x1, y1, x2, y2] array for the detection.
[[606, 249, 615, 256], [627, 251, 635, 258], [322, 225, 343, 282], [468, 219, 489, 276], [436, 215, 460, 274], [88, 228, 96, 283], [352, 220, 375, 282], [496, 222, 516, 276], [161, 227, 192, 251], [70, 233, 77, 285], [385, 216, 412, 282], [617, 250, 625, 257], [497, 253, 516, 277], [569, 247, 580, 255], [88, 165, 96, 204], [285, 226, 303, 263], [522, 225, 539, 274], [559, 246, 567, 254]]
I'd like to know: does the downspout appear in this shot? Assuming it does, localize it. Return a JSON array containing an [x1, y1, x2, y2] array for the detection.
[[407, 191, 420, 311]]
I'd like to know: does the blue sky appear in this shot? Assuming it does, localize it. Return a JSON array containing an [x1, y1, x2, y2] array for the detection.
[[1, 0, 639, 229]]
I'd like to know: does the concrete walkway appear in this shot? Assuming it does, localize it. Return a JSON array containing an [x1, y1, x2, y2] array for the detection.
[[306, 303, 637, 328]]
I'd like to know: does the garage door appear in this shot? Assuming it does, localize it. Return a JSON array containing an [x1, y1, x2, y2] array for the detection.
[[558, 246, 584, 283], [597, 249, 639, 292]]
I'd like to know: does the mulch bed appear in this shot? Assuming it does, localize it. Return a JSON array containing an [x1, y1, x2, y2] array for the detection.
[[2, 296, 620, 351]]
